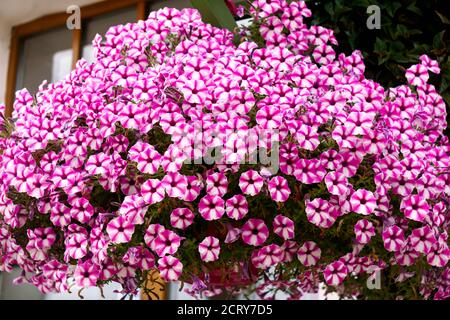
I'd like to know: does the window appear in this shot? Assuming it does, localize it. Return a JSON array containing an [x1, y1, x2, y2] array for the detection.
[[15, 27, 74, 95]]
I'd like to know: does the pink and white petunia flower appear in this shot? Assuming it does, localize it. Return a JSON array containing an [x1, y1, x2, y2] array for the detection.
[[106, 216, 135, 244], [313, 44, 335, 64], [161, 172, 188, 199], [323, 261, 348, 286], [426, 242, 450, 267], [253, 0, 284, 18], [394, 244, 420, 266], [70, 197, 95, 224], [273, 214, 295, 240], [401, 195, 429, 222], [170, 208, 195, 230], [256, 244, 283, 268], [153, 229, 182, 257], [198, 236, 221, 262], [346, 111, 374, 135], [297, 241, 321, 266], [225, 195, 248, 220], [51, 166, 80, 190], [198, 195, 225, 221], [267, 176, 291, 202], [296, 124, 320, 151], [305, 198, 337, 228], [85, 153, 111, 176], [183, 176, 204, 201], [180, 79, 209, 104], [331, 125, 357, 149], [259, 16, 284, 40], [382, 225, 405, 252], [224, 226, 241, 244], [119, 194, 148, 225], [294, 158, 327, 184], [111, 65, 138, 87], [140, 178, 165, 205], [128, 142, 161, 175], [27, 227, 56, 250], [407, 226, 436, 255], [280, 240, 298, 262], [158, 255, 183, 281], [354, 219, 375, 244], [350, 189, 377, 215], [205, 172, 228, 197], [123, 246, 156, 270], [144, 224, 166, 251], [239, 170, 264, 196], [419, 54, 440, 74], [49, 202, 71, 228], [74, 261, 100, 288], [405, 63, 429, 86], [241, 218, 269, 246], [324, 171, 349, 196], [120, 176, 144, 196], [256, 105, 282, 129], [64, 233, 88, 260]]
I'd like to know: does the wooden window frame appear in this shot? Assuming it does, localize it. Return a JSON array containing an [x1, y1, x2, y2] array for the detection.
[[5, 0, 150, 116]]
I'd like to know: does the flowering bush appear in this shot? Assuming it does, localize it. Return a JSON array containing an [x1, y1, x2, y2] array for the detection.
[[0, 0, 449, 300]]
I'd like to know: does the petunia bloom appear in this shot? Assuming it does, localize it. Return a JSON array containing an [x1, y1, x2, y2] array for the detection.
[[241, 219, 269, 246], [198, 236, 221, 262], [297, 241, 321, 266], [158, 256, 183, 281], [106, 216, 135, 244]]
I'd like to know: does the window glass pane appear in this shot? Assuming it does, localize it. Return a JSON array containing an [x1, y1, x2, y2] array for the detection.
[[149, 0, 192, 11], [82, 7, 137, 63], [16, 27, 73, 94]]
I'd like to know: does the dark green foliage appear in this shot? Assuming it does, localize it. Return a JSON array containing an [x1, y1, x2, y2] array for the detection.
[[190, 0, 238, 32], [305, 0, 450, 135]]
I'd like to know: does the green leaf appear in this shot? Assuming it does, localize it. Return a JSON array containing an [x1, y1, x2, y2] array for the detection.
[[389, 40, 405, 52], [406, 1, 422, 16], [374, 37, 387, 52], [411, 43, 430, 52], [324, 2, 334, 16], [435, 11, 450, 25], [440, 76, 449, 92], [378, 55, 391, 65], [390, 55, 414, 64], [344, 30, 356, 49], [190, 0, 237, 32], [334, 5, 352, 16], [393, 24, 422, 40], [406, 51, 423, 61], [408, 29, 423, 36], [393, 24, 408, 40], [385, 2, 402, 18], [433, 30, 446, 49]]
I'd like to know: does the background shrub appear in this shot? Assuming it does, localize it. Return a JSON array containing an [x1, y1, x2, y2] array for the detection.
[[304, 0, 450, 136]]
